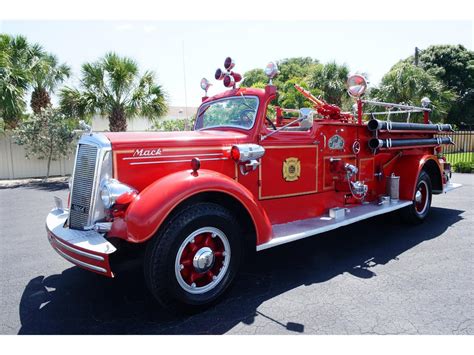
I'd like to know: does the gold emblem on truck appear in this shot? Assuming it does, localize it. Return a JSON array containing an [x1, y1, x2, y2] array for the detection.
[[282, 157, 301, 181]]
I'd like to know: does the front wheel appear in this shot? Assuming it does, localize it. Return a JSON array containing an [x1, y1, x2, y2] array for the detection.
[[400, 170, 432, 224], [144, 203, 242, 312]]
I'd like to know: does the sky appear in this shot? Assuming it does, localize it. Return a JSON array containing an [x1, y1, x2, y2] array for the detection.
[[1, 20, 472, 108]]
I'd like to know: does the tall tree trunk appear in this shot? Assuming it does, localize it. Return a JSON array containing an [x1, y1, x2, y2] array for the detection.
[[46, 143, 53, 180], [31, 88, 51, 114], [109, 107, 127, 132]]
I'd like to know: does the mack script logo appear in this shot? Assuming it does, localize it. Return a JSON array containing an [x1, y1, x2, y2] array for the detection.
[[133, 148, 162, 157]]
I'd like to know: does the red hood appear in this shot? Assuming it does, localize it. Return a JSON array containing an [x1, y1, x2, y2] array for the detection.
[[102, 129, 250, 150]]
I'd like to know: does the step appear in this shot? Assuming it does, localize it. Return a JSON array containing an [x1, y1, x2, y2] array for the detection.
[[444, 182, 462, 193], [257, 200, 412, 251]]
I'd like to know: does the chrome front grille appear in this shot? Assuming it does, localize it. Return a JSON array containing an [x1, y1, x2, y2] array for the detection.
[[69, 144, 98, 230]]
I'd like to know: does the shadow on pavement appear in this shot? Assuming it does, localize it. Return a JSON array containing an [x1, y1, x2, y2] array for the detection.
[[18, 207, 464, 334]]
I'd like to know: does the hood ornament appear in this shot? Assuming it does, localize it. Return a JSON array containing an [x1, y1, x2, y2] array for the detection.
[[78, 120, 93, 135]]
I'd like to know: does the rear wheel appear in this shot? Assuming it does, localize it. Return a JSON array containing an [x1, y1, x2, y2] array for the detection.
[[144, 203, 242, 312], [400, 170, 432, 224]]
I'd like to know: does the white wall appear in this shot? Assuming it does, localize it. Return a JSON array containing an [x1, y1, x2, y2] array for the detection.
[[0, 134, 75, 179]]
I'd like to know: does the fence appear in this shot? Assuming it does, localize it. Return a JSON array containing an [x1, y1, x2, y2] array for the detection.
[[0, 134, 75, 179], [438, 125, 474, 164]]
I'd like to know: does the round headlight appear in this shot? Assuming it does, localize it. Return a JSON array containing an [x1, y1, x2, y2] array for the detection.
[[100, 179, 136, 209], [100, 184, 112, 208]]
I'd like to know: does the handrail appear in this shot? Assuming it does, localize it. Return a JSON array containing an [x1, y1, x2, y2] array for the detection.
[[364, 109, 425, 116], [362, 100, 431, 112]]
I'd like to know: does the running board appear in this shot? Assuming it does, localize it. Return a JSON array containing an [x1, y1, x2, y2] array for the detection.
[[257, 200, 412, 251], [443, 182, 462, 193]]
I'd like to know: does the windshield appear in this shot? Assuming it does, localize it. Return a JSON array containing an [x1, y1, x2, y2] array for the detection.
[[194, 96, 259, 130]]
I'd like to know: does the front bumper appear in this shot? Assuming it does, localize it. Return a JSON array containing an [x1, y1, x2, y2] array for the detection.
[[46, 208, 117, 277]]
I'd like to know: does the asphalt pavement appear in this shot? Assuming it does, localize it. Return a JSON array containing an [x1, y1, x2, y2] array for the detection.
[[0, 173, 473, 334]]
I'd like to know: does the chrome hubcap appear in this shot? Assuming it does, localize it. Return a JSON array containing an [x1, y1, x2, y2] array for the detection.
[[415, 190, 422, 203], [193, 247, 215, 273]]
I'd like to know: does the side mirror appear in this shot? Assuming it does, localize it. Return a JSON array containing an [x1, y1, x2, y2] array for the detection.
[[299, 107, 313, 119], [346, 74, 367, 98], [299, 108, 314, 129]]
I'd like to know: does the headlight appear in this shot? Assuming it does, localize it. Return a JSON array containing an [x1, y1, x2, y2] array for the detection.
[[100, 179, 137, 209]]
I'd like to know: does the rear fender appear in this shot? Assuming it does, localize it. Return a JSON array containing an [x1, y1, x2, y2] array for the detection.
[[124, 169, 272, 244], [393, 154, 443, 200]]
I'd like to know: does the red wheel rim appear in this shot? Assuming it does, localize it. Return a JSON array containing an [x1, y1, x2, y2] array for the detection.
[[415, 180, 429, 214], [175, 227, 230, 294]]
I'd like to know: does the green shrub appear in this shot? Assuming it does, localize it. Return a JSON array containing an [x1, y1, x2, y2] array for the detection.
[[151, 117, 196, 131], [453, 161, 474, 173]]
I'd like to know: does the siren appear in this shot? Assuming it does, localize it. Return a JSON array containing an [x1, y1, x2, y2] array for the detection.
[[215, 57, 242, 89]]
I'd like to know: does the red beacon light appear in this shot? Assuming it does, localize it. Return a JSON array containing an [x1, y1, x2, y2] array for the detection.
[[215, 57, 242, 89]]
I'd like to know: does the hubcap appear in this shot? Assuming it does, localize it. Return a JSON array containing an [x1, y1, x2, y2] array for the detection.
[[415, 190, 423, 203], [193, 247, 215, 273], [175, 227, 230, 294], [415, 180, 429, 215]]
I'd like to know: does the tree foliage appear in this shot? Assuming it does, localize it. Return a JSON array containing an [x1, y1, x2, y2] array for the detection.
[[418, 45, 474, 94], [418, 45, 474, 125], [60, 52, 168, 132], [13, 107, 77, 179], [152, 116, 196, 131], [241, 57, 352, 110], [309, 61, 350, 107], [369, 62, 457, 123], [0, 34, 41, 128], [0, 34, 71, 128], [399, 45, 474, 125], [30, 53, 71, 114]]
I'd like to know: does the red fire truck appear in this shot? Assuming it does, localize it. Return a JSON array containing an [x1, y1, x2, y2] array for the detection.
[[46, 57, 461, 311]]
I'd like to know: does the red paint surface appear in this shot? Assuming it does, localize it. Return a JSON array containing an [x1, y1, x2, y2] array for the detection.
[[100, 85, 445, 247]]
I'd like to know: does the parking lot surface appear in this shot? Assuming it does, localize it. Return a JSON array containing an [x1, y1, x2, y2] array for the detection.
[[0, 173, 473, 334]]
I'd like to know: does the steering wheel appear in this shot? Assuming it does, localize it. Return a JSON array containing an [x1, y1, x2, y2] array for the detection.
[[230, 109, 255, 127], [239, 109, 254, 125]]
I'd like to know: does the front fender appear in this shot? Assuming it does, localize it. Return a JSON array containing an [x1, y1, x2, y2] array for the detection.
[[393, 154, 442, 200], [124, 169, 272, 244]]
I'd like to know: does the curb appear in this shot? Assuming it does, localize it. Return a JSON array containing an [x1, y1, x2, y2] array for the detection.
[[0, 176, 69, 189]]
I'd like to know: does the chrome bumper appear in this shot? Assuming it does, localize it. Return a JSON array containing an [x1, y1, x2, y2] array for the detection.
[[46, 208, 117, 277]]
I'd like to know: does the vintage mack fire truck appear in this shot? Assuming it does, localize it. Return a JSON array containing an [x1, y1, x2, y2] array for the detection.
[[46, 57, 461, 311]]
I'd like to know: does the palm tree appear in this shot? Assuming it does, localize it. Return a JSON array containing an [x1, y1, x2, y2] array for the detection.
[[60, 52, 167, 132], [309, 61, 350, 107], [370, 62, 457, 122], [0, 34, 42, 128], [30, 53, 71, 114]]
